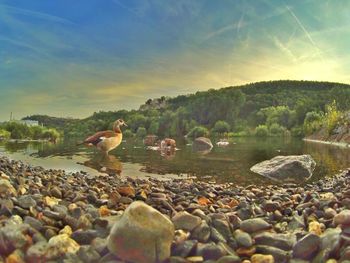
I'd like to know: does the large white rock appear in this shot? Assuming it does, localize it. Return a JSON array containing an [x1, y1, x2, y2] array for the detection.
[[192, 137, 213, 152], [250, 154, 316, 182], [107, 201, 174, 263]]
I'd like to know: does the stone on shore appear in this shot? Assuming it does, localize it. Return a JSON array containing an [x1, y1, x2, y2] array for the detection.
[[46, 234, 80, 260], [250, 155, 316, 182], [107, 201, 175, 263], [192, 137, 213, 152], [0, 178, 16, 196], [240, 218, 271, 233], [172, 211, 202, 231]]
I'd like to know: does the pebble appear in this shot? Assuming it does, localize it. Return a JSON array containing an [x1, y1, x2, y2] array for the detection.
[[0, 156, 350, 262], [172, 211, 202, 231], [240, 218, 271, 233]]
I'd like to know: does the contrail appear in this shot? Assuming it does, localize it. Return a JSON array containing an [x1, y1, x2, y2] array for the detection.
[[286, 5, 324, 61]]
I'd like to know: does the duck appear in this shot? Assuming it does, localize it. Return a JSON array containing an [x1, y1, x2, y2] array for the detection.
[[81, 119, 127, 154]]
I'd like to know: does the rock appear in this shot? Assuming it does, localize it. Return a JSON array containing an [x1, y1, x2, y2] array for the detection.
[[192, 137, 213, 152], [24, 216, 43, 232], [172, 240, 197, 258], [59, 225, 73, 236], [250, 155, 316, 182], [333, 209, 350, 226], [255, 245, 289, 262], [17, 195, 36, 209], [107, 201, 174, 263], [292, 233, 320, 260], [191, 220, 211, 242], [236, 246, 256, 257], [5, 249, 25, 263], [77, 245, 101, 263], [50, 187, 62, 198], [46, 234, 80, 260], [240, 218, 271, 233], [172, 211, 201, 231], [288, 215, 305, 230], [212, 219, 232, 241], [0, 223, 32, 255], [197, 242, 227, 260], [234, 229, 253, 248], [251, 254, 275, 263], [308, 221, 323, 235], [0, 179, 16, 196], [216, 255, 241, 263], [44, 196, 60, 208], [117, 185, 135, 197], [71, 230, 99, 245], [25, 241, 48, 262], [254, 232, 295, 251]]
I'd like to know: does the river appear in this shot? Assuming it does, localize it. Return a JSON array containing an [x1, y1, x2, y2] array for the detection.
[[0, 137, 349, 185]]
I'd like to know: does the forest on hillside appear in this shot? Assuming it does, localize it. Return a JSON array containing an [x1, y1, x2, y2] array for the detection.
[[22, 80, 350, 140]]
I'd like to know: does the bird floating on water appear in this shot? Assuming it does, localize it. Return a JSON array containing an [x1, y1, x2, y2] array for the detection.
[[80, 119, 127, 155]]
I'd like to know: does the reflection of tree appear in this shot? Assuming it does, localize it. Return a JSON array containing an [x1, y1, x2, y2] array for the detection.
[[3, 141, 46, 153], [304, 141, 350, 180], [83, 154, 122, 175]]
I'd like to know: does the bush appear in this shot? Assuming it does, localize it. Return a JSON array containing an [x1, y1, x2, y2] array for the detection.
[[269, 123, 286, 136], [291, 126, 304, 137], [212, 120, 230, 134], [303, 111, 323, 135], [123, 129, 134, 138], [255, 125, 268, 137], [136, 127, 147, 138], [0, 129, 10, 140], [324, 101, 341, 135], [187, 126, 209, 139]]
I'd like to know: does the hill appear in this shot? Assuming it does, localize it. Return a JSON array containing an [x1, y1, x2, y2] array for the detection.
[[24, 80, 350, 139]]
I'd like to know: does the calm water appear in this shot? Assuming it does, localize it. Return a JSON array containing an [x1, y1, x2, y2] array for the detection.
[[0, 137, 350, 185]]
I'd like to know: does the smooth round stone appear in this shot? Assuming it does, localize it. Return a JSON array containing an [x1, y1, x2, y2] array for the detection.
[[255, 245, 289, 262], [240, 218, 271, 233], [233, 230, 253, 248], [71, 230, 99, 245], [334, 210, 350, 226], [251, 254, 274, 263], [197, 242, 227, 260], [17, 195, 37, 209], [191, 220, 211, 243], [108, 201, 174, 263], [216, 255, 241, 263], [172, 211, 201, 231], [292, 233, 320, 259], [46, 234, 80, 260]]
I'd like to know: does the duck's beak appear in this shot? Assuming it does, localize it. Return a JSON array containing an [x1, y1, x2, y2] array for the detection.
[[123, 122, 128, 127]]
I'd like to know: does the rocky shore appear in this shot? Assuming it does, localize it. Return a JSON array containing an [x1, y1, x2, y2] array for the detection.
[[1, 155, 350, 263]]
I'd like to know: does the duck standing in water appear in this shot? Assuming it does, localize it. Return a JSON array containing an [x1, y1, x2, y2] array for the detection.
[[81, 119, 127, 155]]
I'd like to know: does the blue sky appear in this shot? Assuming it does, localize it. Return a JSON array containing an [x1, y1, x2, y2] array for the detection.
[[0, 0, 349, 120]]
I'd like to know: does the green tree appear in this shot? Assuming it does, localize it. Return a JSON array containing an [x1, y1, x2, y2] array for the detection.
[[212, 120, 230, 134], [136, 127, 147, 138], [187, 126, 209, 139], [255, 125, 268, 137]]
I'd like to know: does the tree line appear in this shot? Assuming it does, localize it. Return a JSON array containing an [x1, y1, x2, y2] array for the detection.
[[23, 80, 350, 140]]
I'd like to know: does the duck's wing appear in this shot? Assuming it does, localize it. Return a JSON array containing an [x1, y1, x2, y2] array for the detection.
[[84, 130, 115, 145]]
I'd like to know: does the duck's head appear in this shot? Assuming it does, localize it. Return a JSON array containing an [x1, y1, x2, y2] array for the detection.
[[113, 119, 127, 131], [114, 119, 127, 127]]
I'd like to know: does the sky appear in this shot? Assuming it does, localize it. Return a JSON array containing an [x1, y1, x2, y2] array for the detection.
[[0, 0, 350, 120]]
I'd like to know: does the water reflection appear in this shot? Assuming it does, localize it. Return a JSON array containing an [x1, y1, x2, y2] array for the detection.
[[1, 137, 350, 185], [82, 154, 123, 175]]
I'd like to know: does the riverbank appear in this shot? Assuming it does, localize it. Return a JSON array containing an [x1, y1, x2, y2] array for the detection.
[[1, 155, 350, 262], [303, 138, 350, 148]]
